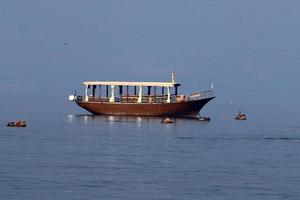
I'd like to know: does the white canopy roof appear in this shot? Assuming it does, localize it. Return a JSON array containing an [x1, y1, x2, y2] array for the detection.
[[83, 81, 181, 87]]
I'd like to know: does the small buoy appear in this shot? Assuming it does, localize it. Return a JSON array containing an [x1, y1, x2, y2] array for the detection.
[[235, 111, 247, 120], [69, 95, 76, 101], [7, 120, 26, 127], [161, 117, 173, 124]]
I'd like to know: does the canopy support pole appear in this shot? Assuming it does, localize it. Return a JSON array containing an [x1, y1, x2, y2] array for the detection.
[[167, 87, 171, 103], [99, 86, 101, 102], [119, 86, 123, 96], [109, 85, 115, 103], [147, 86, 151, 95], [92, 85, 96, 97], [84, 85, 89, 102], [154, 86, 156, 102], [137, 86, 142, 103], [106, 85, 109, 98], [126, 86, 129, 102]]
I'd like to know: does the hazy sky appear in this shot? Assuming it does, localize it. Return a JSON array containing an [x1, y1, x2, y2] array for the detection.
[[0, 1, 299, 116]]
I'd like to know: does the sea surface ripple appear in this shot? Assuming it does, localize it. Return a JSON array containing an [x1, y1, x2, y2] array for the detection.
[[1, 114, 300, 200]]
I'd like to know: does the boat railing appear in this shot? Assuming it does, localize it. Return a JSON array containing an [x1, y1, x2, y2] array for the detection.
[[76, 95, 83, 102], [188, 90, 215, 101], [76, 95, 178, 103]]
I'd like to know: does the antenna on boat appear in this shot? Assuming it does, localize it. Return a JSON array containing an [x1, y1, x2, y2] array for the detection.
[[171, 71, 176, 83], [211, 83, 214, 89]]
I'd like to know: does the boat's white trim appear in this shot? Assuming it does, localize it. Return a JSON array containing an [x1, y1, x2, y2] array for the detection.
[[82, 81, 180, 87]]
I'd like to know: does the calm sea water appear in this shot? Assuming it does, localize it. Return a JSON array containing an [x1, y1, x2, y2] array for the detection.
[[1, 112, 300, 200]]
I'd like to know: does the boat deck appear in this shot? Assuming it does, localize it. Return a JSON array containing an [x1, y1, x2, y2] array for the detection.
[[76, 90, 214, 104]]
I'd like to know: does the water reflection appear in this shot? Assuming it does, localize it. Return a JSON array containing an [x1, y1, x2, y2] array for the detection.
[[67, 114, 74, 123], [68, 114, 165, 124], [66, 114, 209, 129]]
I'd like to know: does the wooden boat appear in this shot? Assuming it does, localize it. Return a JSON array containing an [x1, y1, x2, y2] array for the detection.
[[69, 72, 215, 118], [161, 117, 174, 124], [235, 111, 247, 120], [198, 116, 210, 121], [7, 120, 26, 127]]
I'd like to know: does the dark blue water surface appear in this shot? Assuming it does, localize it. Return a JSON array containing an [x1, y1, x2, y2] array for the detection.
[[1, 111, 300, 200]]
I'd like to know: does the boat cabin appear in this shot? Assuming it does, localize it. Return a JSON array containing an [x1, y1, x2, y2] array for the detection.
[[78, 79, 182, 104]]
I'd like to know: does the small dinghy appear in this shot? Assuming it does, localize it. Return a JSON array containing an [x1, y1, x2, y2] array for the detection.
[[161, 117, 174, 124], [198, 116, 210, 121], [235, 111, 247, 120], [7, 120, 26, 127]]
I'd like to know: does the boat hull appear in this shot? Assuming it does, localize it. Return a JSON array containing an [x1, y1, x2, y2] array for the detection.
[[76, 97, 215, 118]]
